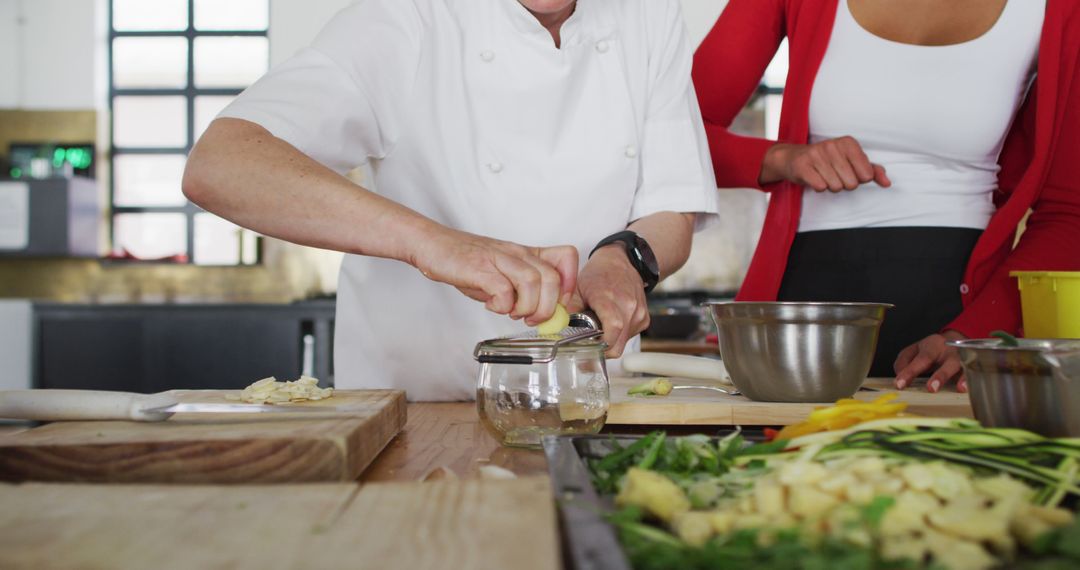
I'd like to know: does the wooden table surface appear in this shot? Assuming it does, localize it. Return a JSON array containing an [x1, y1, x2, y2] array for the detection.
[[361, 402, 548, 482], [358, 401, 761, 482]]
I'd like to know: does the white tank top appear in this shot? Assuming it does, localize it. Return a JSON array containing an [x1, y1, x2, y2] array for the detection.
[[799, 0, 1043, 232]]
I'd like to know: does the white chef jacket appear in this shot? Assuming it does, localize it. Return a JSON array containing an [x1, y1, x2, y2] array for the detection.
[[220, 0, 718, 401]]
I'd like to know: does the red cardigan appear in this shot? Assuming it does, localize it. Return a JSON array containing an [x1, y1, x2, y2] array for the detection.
[[693, 0, 1080, 338]]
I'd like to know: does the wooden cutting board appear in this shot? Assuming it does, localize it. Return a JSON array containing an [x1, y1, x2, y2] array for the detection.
[[0, 477, 559, 570], [0, 389, 406, 484], [608, 377, 972, 426]]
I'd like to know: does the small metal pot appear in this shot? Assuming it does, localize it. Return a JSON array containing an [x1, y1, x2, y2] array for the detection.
[[950, 339, 1080, 437]]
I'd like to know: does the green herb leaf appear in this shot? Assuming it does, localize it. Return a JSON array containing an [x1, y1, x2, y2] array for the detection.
[[860, 496, 896, 528], [991, 330, 1021, 347]]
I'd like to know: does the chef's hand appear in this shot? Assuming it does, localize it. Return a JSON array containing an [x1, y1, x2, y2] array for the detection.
[[894, 330, 969, 393], [412, 227, 578, 325], [759, 137, 892, 192], [568, 245, 649, 358]]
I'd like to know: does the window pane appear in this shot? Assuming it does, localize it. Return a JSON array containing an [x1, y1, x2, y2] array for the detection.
[[763, 39, 789, 89], [114, 155, 187, 207], [194, 213, 240, 265], [114, 213, 187, 261], [112, 37, 188, 89], [113, 96, 188, 148], [765, 95, 783, 140], [194, 37, 268, 88], [194, 96, 234, 141], [194, 0, 269, 31], [112, 0, 188, 31], [241, 229, 258, 265]]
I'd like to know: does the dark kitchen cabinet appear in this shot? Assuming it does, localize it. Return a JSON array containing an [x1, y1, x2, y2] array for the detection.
[[35, 301, 335, 393]]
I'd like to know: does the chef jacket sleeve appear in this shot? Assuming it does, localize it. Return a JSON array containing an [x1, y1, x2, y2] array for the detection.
[[629, 0, 719, 226], [217, 0, 423, 174]]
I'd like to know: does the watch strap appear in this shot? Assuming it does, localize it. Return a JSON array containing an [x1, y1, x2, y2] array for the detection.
[[589, 231, 659, 293]]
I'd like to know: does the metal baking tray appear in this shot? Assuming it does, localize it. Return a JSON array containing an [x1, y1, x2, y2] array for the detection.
[[543, 431, 768, 570], [545, 432, 1073, 570]]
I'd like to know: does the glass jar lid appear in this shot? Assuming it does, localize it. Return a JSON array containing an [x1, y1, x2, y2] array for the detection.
[[473, 329, 605, 365]]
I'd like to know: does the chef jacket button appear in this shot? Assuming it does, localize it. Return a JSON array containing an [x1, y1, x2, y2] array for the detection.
[[624, 145, 638, 159], [595, 40, 610, 54], [487, 162, 504, 174], [960, 283, 970, 295], [480, 50, 495, 62]]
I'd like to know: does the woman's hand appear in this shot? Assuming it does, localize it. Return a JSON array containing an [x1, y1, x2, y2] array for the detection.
[[894, 330, 969, 393], [411, 227, 578, 325], [759, 137, 892, 192], [568, 245, 650, 358]]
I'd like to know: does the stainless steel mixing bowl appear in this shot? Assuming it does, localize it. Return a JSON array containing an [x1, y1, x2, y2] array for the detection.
[[706, 302, 892, 402], [950, 339, 1080, 437]]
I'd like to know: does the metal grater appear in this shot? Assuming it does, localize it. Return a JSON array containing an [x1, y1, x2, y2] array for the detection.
[[473, 312, 603, 365]]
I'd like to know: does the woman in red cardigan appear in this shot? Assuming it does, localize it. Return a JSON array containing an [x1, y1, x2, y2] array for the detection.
[[694, 0, 1080, 393]]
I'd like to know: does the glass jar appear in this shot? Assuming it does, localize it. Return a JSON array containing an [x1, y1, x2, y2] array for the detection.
[[476, 337, 609, 448]]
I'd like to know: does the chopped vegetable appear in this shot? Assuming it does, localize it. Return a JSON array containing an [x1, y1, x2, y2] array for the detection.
[[628, 377, 674, 397], [991, 330, 1021, 347], [616, 467, 691, 522], [226, 375, 332, 404], [478, 465, 517, 480], [536, 303, 570, 336], [774, 394, 909, 440]]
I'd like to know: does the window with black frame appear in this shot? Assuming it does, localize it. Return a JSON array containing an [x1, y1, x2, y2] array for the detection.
[[108, 0, 267, 265]]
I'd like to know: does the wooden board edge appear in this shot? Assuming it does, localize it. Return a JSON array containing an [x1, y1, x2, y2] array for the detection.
[[607, 402, 974, 426], [0, 438, 350, 484], [342, 390, 408, 481], [607, 402, 735, 425]]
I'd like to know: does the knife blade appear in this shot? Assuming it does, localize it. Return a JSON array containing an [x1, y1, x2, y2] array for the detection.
[[0, 389, 354, 423], [142, 402, 353, 415]]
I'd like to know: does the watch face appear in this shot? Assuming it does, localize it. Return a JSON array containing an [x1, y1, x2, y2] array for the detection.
[[633, 235, 660, 278]]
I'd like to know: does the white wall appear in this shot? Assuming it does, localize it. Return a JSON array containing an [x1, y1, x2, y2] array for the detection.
[[0, 0, 18, 107], [269, 0, 353, 66], [0, 0, 98, 109]]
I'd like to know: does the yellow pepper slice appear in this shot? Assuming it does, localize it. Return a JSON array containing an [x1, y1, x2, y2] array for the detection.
[[774, 394, 910, 441]]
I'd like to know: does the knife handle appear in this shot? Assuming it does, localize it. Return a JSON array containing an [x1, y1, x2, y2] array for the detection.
[[0, 390, 178, 422], [622, 352, 731, 384]]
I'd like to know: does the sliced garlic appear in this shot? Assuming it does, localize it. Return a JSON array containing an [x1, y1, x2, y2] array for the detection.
[[236, 375, 333, 404]]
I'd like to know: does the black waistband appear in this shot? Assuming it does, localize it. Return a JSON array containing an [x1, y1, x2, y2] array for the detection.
[[778, 226, 983, 377], [787, 227, 983, 265]]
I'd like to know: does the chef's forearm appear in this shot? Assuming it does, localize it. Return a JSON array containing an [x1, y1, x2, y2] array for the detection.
[[627, 212, 696, 280], [183, 118, 438, 265]]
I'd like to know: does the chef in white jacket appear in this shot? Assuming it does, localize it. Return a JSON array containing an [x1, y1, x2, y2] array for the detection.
[[183, 0, 717, 401]]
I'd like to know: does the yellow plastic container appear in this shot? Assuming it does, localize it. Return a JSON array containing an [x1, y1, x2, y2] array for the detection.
[[1012, 271, 1080, 338]]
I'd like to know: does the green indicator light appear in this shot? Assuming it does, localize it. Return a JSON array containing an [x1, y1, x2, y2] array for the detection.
[[53, 148, 65, 168], [66, 148, 92, 169], [10, 167, 22, 178]]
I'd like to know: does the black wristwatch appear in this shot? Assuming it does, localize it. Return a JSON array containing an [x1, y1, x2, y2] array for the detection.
[[589, 231, 660, 293]]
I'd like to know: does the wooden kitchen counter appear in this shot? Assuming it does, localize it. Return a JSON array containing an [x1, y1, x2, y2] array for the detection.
[[361, 402, 548, 482], [358, 401, 742, 482]]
